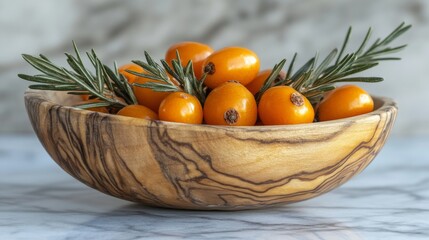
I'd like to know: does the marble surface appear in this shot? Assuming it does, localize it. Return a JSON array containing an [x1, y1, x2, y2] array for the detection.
[[1, 0, 429, 136], [0, 135, 428, 240]]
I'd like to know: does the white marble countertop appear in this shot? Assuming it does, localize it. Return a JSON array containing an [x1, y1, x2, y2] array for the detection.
[[0, 135, 428, 240]]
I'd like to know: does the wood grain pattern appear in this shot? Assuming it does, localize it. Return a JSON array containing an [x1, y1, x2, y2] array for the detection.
[[24, 90, 397, 210]]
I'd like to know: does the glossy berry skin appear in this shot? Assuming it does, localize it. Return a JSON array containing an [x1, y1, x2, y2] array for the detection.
[[118, 64, 169, 113], [202, 47, 260, 89], [165, 42, 214, 80], [159, 92, 203, 124], [246, 69, 286, 95], [117, 105, 158, 120], [81, 94, 90, 101], [118, 63, 144, 84], [132, 76, 171, 113], [317, 85, 374, 121], [258, 86, 314, 125], [204, 81, 257, 126]]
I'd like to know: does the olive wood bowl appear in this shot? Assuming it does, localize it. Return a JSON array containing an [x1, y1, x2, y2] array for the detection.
[[24, 90, 397, 210]]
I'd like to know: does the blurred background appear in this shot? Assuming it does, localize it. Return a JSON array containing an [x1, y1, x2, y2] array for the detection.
[[0, 0, 427, 136]]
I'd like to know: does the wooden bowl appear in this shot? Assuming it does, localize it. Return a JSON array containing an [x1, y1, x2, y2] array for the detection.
[[24, 90, 397, 210]]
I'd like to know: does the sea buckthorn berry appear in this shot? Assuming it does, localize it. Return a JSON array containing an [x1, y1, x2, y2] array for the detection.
[[258, 86, 314, 125], [204, 81, 257, 126], [88, 106, 109, 113], [202, 47, 260, 89], [117, 105, 158, 120], [246, 69, 286, 95], [118, 63, 144, 84], [165, 42, 214, 79], [317, 85, 374, 121], [133, 75, 171, 113], [81, 94, 90, 101], [159, 92, 203, 124]]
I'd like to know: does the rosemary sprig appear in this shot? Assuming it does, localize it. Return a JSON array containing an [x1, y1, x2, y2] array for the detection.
[[254, 59, 286, 101], [257, 22, 411, 104], [128, 50, 207, 104], [19, 23, 410, 111], [18, 41, 137, 109]]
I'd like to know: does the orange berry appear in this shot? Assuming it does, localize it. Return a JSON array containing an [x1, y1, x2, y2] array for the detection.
[[159, 92, 203, 124], [117, 105, 158, 120], [133, 76, 171, 113], [202, 47, 260, 89], [246, 69, 286, 95], [258, 86, 314, 125], [118, 63, 144, 84], [204, 81, 257, 126], [317, 85, 374, 121], [81, 94, 90, 101], [165, 42, 214, 79]]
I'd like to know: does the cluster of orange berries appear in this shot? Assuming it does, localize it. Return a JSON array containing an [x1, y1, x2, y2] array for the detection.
[[85, 42, 374, 125]]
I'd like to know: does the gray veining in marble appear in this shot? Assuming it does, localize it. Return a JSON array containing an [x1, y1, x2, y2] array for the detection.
[[0, 135, 428, 239], [0, 0, 428, 136]]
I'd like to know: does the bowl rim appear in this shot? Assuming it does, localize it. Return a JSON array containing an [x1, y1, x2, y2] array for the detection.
[[24, 89, 397, 132]]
